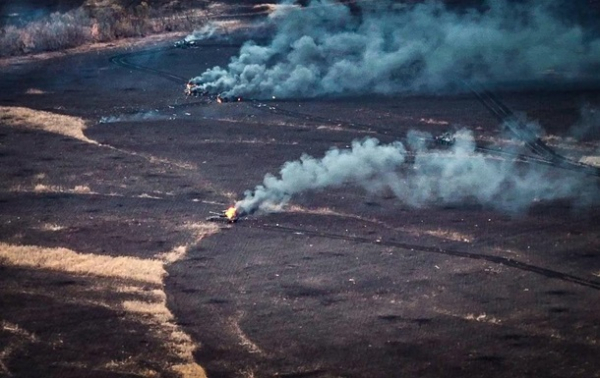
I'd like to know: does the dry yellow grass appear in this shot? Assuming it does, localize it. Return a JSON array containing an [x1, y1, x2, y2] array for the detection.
[[0, 243, 165, 285], [171, 363, 208, 378], [156, 245, 188, 264], [123, 300, 173, 323], [0, 239, 209, 378], [422, 229, 472, 243], [33, 184, 95, 194], [0, 220, 219, 378], [182, 222, 220, 244], [580, 155, 600, 167], [0, 106, 96, 144]]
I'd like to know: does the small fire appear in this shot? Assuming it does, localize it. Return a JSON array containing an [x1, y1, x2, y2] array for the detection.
[[225, 206, 237, 221], [185, 82, 193, 96], [216, 95, 242, 104]]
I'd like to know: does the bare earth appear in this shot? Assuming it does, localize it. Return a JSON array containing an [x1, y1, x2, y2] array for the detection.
[[1, 35, 600, 378]]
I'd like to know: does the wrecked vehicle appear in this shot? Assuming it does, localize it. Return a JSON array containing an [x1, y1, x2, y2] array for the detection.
[[216, 95, 242, 103], [185, 82, 206, 96], [206, 207, 240, 223], [434, 131, 456, 146], [174, 39, 198, 49]]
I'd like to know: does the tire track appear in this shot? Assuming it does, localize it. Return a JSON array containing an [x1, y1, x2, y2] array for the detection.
[[109, 46, 187, 84], [465, 81, 600, 177], [109, 42, 599, 177], [247, 222, 600, 291]]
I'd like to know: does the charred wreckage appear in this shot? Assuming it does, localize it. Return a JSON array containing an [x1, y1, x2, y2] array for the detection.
[[185, 82, 242, 103], [206, 206, 246, 223]]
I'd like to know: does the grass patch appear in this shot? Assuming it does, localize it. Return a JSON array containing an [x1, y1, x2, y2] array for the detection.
[[0, 2, 209, 57], [0, 239, 217, 377], [0, 106, 96, 144], [0, 243, 165, 284]]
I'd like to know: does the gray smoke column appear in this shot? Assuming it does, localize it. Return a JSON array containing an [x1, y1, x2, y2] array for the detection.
[[99, 110, 170, 124], [190, 0, 600, 99], [393, 129, 596, 213], [236, 138, 406, 214], [570, 104, 600, 141], [236, 129, 599, 214]]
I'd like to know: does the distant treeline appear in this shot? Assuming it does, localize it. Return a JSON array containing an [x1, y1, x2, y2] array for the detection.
[[1, 0, 598, 58], [0, 3, 208, 57]]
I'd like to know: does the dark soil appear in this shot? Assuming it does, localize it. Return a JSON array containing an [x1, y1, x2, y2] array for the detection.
[[1, 31, 600, 378]]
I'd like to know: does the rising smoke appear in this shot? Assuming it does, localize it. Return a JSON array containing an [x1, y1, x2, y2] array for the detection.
[[236, 137, 406, 213], [99, 110, 171, 124], [210, 0, 600, 214], [570, 103, 600, 141], [190, 0, 600, 99], [236, 129, 599, 215]]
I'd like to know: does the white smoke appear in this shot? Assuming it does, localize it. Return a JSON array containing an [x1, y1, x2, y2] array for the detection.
[[190, 0, 600, 99], [236, 128, 599, 214], [99, 110, 170, 124], [236, 137, 406, 213], [186, 21, 224, 41], [570, 103, 600, 141], [185, 18, 277, 44], [391, 129, 591, 213]]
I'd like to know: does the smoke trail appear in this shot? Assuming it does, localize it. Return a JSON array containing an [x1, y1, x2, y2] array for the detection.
[[570, 103, 600, 141], [190, 0, 600, 99], [236, 138, 406, 213], [392, 129, 593, 213], [236, 128, 599, 215], [99, 110, 170, 124], [186, 21, 225, 41], [185, 19, 276, 44]]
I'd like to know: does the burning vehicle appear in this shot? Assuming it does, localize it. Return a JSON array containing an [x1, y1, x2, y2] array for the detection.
[[185, 82, 206, 97], [434, 131, 456, 146], [206, 207, 241, 223], [184, 83, 241, 103], [216, 95, 242, 103], [173, 39, 198, 49]]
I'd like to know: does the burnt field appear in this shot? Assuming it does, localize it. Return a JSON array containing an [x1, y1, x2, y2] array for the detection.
[[1, 32, 600, 378]]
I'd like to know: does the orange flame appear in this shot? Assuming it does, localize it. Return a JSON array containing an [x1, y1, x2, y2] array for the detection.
[[225, 206, 237, 220]]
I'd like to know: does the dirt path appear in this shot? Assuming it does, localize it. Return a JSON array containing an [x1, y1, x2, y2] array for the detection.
[[1, 34, 600, 378]]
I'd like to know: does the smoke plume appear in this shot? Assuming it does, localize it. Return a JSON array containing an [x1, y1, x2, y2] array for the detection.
[[99, 110, 170, 124], [236, 129, 599, 214], [570, 103, 600, 141], [190, 0, 600, 99], [237, 138, 406, 213]]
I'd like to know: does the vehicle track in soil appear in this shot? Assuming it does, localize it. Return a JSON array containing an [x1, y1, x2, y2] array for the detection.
[[105, 32, 600, 378], [243, 221, 600, 291], [109, 46, 188, 84], [108, 40, 600, 293], [465, 81, 600, 177], [108, 41, 600, 178]]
